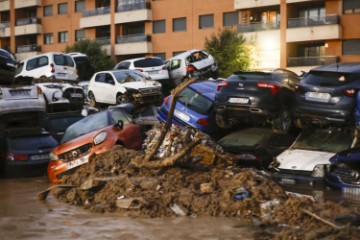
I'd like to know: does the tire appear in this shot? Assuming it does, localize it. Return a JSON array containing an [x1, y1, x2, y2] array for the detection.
[[294, 118, 306, 129], [88, 91, 97, 108], [273, 107, 292, 134], [116, 93, 129, 104], [215, 113, 233, 129]]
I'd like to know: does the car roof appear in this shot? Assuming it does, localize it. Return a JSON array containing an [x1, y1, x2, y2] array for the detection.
[[189, 80, 221, 100], [20, 52, 73, 62], [95, 69, 142, 74], [120, 56, 162, 63], [310, 62, 360, 74]]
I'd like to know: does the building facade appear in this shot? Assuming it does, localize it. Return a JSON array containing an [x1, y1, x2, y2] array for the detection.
[[0, 0, 359, 73]]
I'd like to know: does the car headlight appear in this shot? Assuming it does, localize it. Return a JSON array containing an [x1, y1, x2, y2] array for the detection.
[[49, 152, 59, 162], [94, 131, 107, 145], [311, 164, 328, 177]]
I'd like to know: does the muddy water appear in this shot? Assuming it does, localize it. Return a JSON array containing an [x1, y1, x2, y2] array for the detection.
[[0, 177, 263, 240]]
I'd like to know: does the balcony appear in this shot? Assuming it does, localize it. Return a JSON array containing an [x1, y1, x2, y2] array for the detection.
[[0, 21, 10, 37], [115, 1, 152, 24], [287, 16, 340, 42], [287, 56, 338, 67], [287, 0, 315, 3], [15, 44, 41, 61], [14, 0, 41, 9], [238, 21, 280, 33], [80, 7, 111, 28], [15, 17, 42, 36], [95, 36, 111, 45], [234, 0, 280, 10], [115, 34, 152, 55], [0, 0, 10, 11]]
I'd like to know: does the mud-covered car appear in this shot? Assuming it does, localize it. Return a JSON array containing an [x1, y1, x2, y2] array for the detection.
[[0, 48, 16, 82], [87, 69, 163, 108], [47, 106, 143, 183]]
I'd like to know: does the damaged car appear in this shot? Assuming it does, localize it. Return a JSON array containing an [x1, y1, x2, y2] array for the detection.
[[47, 106, 143, 183], [87, 69, 163, 108], [0, 48, 16, 82]]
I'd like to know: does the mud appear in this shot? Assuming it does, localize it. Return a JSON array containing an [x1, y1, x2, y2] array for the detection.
[[52, 143, 360, 240]]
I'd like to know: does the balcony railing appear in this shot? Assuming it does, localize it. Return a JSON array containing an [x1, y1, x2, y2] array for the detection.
[[0, 21, 10, 28], [237, 21, 280, 33], [82, 6, 111, 17], [16, 44, 40, 53], [16, 17, 41, 26], [288, 15, 339, 28], [117, 0, 150, 12], [287, 56, 338, 67], [95, 36, 111, 45], [116, 34, 151, 43]]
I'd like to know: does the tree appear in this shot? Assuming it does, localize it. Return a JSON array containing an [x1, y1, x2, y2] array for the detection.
[[205, 28, 251, 78], [65, 39, 115, 72]]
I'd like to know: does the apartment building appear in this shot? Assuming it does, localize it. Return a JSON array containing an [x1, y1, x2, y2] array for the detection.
[[0, 0, 359, 73]]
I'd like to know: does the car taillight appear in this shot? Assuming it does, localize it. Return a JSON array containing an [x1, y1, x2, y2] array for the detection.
[[135, 68, 144, 72], [162, 66, 167, 70], [217, 81, 229, 91], [37, 86, 43, 94], [164, 96, 169, 105], [50, 63, 55, 73], [343, 89, 356, 97], [186, 65, 196, 73], [294, 84, 303, 92], [257, 82, 280, 94], [196, 118, 210, 126], [7, 153, 28, 161]]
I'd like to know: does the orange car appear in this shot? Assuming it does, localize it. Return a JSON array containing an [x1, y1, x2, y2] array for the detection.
[[48, 106, 142, 183]]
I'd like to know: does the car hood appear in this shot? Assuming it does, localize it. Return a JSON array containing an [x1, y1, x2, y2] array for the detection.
[[277, 149, 334, 171], [121, 81, 161, 90]]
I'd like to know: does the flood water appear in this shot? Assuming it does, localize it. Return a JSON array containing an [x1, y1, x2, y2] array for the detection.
[[0, 176, 264, 240]]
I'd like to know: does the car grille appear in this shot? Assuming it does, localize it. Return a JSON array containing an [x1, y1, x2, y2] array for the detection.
[[278, 168, 312, 177], [331, 166, 360, 185], [59, 143, 92, 162], [138, 87, 161, 96], [63, 88, 85, 104]]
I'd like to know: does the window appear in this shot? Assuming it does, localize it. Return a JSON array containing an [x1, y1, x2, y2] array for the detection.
[[173, 17, 186, 32], [43, 5, 53, 17], [153, 53, 166, 61], [58, 31, 68, 43], [343, 0, 360, 14], [199, 14, 214, 29], [44, 33, 54, 44], [153, 20, 165, 34], [26, 56, 49, 71], [58, 3, 68, 14], [223, 12, 238, 26], [343, 39, 360, 55], [75, 29, 85, 41], [75, 0, 85, 13]]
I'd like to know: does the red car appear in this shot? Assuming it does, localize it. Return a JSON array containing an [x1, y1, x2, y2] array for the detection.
[[48, 106, 142, 183]]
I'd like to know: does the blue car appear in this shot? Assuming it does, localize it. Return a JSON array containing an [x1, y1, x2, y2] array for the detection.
[[158, 80, 222, 136], [325, 147, 360, 195], [355, 91, 360, 127]]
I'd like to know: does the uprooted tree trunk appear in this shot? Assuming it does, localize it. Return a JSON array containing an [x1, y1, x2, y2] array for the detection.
[[143, 77, 198, 163]]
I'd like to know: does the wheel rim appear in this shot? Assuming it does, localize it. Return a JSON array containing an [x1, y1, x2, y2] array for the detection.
[[88, 92, 96, 107], [116, 94, 128, 104]]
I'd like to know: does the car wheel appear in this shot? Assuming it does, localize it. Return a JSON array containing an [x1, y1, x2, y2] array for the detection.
[[211, 70, 219, 79], [116, 93, 129, 104], [215, 113, 232, 129], [88, 91, 97, 108], [273, 107, 292, 134]]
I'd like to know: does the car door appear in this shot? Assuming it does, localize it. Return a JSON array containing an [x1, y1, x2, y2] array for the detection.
[[101, 73, 118, 104], [167, 59, 183, 82], [90, 73, 106, 103]]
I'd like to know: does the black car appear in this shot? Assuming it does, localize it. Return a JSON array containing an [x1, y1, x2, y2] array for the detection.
[[292, 62, 360, 128], [215, 69, 301, 133], [218, 127, 296, 169], [0, 48, 16, 83], [0, 127, 58, 178]]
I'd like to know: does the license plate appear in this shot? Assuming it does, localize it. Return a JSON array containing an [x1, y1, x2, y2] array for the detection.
[[70, 93, 83, 98], [305, 92, 330, 102], [342, 187, 360, 195], [66, 157, 88, 170], [174, 109, 190, 121], [228, 97, 249, 104], [280, 178, 296, 185], [31, 154, 49, 161]]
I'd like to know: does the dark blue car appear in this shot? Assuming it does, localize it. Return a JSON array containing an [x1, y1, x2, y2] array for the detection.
[[326, 147, 360, 195], [158, 80, 222, 136]]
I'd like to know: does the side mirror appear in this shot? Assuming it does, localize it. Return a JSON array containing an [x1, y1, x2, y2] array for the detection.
[[117, 119, 124, 130]]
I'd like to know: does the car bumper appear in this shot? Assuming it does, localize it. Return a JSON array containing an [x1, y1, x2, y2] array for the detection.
[[271, 170, 325, 188], [326, 172, 360, 194], [4, 159, 49, 177], [0, 99, 45, 114]]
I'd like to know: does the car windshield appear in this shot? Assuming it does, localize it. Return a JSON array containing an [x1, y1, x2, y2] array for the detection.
[[46, 116, 84, 132], [292, 127, 354, 152], [61, 111, 109, 143], [231, 72, 273, 81], [134, 58, 164, 67], [8, 135, 57, 151], [113, 71, 147, 83], [218, 128, 272, 147], [177, 87, 214, 115], [305, 71, 360, 86]]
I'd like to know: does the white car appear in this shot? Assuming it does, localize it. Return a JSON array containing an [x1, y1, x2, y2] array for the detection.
[[272, 126, 356, 187], [165, 49, 218, 85], [87, 70, 163, 108]]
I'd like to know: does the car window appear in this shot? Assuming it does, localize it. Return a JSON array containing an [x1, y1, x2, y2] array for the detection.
[[231, 72, 273, 81], [105, 73, 115, 84], [7, 135, 57, 151], [61, 111, 110, 143], [115, 61, 131, 70], [305, 71, 360, 86], [95, 73, 106, 83], [26, 58, 39, 71], [16, 62, 24, 75], [134, 58, 164, 67], [170, 59, 181, 70], [114, 71, 147, 83], [46, 116, 84, 132], [111, 109, 131, 125], [54, 54, 75, 67], [38, 56, 48, 67], [177, 87, 214, 115], [73, 56, 94, 80]]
